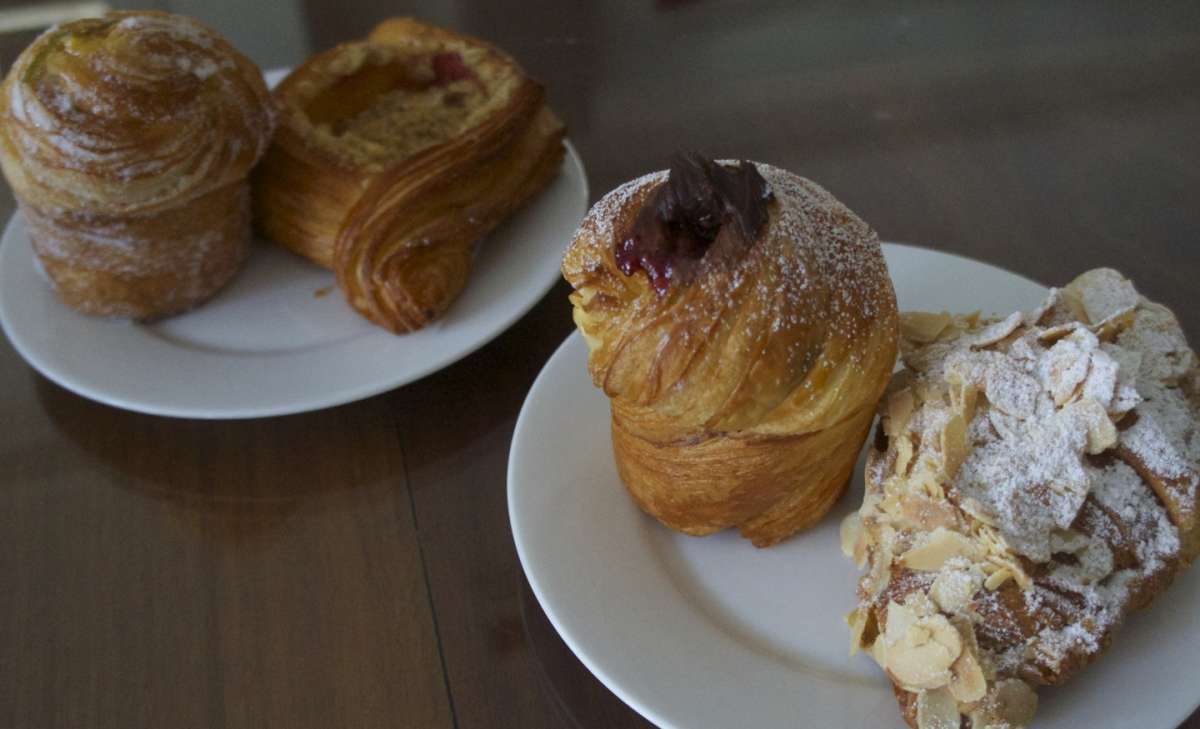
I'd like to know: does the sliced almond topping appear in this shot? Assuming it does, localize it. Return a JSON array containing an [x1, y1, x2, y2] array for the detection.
[[916, 687, 960, 729], [882, 598, 962, 691], [839, 512, 860, 558], [984, 567, 1013, 591], [960, 497, 998, 527], [839, 512, 871, 568], [910, 462, 947, 501], [950, 380, 979, 426], [1087, 415, 1118, 455], [930, 564, 982, 613], [1063, 397, 1118, 454], [895, 434, 915, 477], [970, 679, 1038, 729], [1081, 349, 1119, 411], [886, 388, 916, 438], [969, 311, 1023, 349], [845, 608, 869, 656], [904, 623, 932, 647], [940, 413, 968, 480], [866, 550, 893, 600], [1103, 343, 1143, 416], [948, 621, 986, 703], [949, 655, 986, 703], [1077, 540, 1115, 584], [899, 493, 960, 532], [886, 628, 960, 691], [984, 361, 1039, 418], [1120, 301, 1194, 383], [1056, 283, 1090, 325], [915, 379, 950, 407], [1068, 268, 1139, 327], [1042, 336, 1089, 406], [885, 597, 921, 634], [1038, 321, 1084, 344], [901, 528, 980, 571], [870, 633, 888, 667], [1023, 289, 1059, 326], [1093, 310, 1138, 341], [902, 311, 953, 344]]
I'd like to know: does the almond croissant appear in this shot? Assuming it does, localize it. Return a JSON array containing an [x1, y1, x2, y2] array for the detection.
[[843, 269, 1199, 729]]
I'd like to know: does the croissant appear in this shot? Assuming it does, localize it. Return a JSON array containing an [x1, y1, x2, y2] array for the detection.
[[842, 269, 1199, 729], [0, 11, 276, 319], [562, 155, 899, 546], [253, 18, 566, 333]]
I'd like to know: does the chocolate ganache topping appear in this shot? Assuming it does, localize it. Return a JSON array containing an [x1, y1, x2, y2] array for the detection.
[[615, 153, 773, 294]]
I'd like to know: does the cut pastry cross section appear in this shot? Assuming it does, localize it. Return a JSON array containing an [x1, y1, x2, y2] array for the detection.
[[254, 17, 566, 333], [842, 267, 1199, 729]]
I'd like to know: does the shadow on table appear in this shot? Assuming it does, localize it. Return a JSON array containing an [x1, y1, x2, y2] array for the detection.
[[33, 371, 400, 542]]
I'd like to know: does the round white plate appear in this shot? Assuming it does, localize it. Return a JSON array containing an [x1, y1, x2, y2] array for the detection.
[[0, 140, 588, 419], [509, 243, 1200, 729]]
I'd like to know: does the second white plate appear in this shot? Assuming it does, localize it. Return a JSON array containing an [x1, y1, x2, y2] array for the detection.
[[508, 243, 1200, 729], [0, 141, 588, 419]]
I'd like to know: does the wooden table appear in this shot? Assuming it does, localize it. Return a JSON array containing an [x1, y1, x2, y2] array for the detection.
[[2, 2, 1198, 727]]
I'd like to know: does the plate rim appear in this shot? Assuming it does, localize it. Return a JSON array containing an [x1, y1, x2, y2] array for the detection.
[[509, 328, 674, 726], [0, 140, 589, 420]]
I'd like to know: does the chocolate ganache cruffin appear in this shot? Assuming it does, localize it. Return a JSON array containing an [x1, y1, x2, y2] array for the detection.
[[614, 153, 773, 294], [562, 156, 899, 546]]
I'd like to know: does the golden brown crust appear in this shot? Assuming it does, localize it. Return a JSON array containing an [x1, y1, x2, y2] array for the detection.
[[253, 17, 565, 333], [333, 102, 563, 332], [23, 182, 251, 319], [612, 398, 877, 546], [563, 164, 899, 546], [0, 11, 275, 319]]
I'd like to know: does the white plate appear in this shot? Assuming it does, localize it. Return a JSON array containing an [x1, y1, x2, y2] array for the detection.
[[0, 139, 588, 419], [509, 243, 1200, 729]]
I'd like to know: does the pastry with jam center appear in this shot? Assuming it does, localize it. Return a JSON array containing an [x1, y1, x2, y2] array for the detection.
[[254, 17, 565, 333], [562, 154, 899, 546]]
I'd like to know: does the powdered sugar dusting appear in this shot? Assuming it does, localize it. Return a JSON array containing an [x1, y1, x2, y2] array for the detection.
[[572, 170, 667, 256], [1073, 268, 1139, 326], [1124, 403, 1192, 480], [561, 161, 896, 432]]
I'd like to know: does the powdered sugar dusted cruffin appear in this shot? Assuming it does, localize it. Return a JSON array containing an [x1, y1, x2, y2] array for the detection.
[[841, 267, 1199, 729]]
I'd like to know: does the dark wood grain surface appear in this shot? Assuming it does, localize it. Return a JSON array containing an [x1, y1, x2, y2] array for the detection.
[[2, 2, 1198, 728]]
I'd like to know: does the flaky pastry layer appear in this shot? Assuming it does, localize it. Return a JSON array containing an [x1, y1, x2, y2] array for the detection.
[[253, 17, 565, 333]]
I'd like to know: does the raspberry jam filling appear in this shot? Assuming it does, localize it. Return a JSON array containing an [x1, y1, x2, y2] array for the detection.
[[616, 153, 772, 294]]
